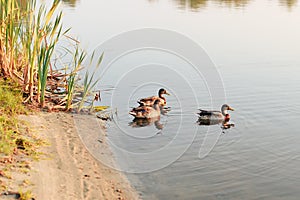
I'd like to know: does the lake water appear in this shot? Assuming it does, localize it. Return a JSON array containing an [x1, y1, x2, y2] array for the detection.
[[60, 0, 300, 199]]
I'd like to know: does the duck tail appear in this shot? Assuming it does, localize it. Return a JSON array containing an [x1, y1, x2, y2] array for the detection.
[[129, 111, 137, 117], [197, 109, 203, 115], [198, 109, 209, 114], [137, 100, 145, 106]]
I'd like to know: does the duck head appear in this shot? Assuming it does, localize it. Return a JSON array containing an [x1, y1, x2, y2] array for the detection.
[[221, 104, 234, 116], [158, 88, 170, 98]]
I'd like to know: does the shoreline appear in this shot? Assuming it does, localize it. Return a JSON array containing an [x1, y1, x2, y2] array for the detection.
[[23, 112, 140, 200]]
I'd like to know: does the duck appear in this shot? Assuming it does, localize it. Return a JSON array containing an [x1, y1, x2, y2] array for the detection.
[[197, 104, 234, 125], [137, 88, 170, 107], [129, 99, 161, 119]]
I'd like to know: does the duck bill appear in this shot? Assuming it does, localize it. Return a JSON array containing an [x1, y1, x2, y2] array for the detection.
[[228, 107, 234, 111], [165, 91, 171, 96]]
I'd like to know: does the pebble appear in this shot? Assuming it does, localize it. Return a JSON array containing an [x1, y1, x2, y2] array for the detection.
[[116, 189, 122, 193]]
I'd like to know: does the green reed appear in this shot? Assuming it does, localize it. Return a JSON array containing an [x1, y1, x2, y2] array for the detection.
[[77, 52, 103, 112], [0, 0, 102, 110], [65, 45, 86, 110]]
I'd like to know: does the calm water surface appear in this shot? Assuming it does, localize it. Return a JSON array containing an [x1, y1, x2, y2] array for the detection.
[[61, 0, 300, 199]]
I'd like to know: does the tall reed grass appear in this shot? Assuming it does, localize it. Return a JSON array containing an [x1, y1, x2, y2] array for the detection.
[[0, 0, 102, 110]]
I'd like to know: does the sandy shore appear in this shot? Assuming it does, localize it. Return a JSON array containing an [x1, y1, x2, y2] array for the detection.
[[23, 112, 140, 200]]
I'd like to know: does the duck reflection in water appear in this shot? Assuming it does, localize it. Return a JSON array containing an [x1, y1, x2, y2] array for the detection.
[[129, 116, 164, 130], [197, 104, 235, 130], [161, 106, 171, 115], [221, 115, 235, 130]]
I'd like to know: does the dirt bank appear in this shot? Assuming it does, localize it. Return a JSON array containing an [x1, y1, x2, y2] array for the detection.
[[23, 112, 140, 200]]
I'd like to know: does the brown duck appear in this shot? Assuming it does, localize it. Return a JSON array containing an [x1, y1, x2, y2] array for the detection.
[[129, 99, 161, 119], [137, 88, 170, 107]]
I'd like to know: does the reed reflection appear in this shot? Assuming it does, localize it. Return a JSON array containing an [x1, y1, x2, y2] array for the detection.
[[173, 0, 249, 10], [279, 0, 298, 10], [62, 0, 79, 7], [151, 0, 298, 11], [175, 0, 207, 10], [61, 0, 298, 10]]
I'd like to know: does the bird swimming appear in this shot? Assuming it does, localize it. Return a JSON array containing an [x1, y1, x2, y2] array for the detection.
[[197, 104, 234, 125], [137, 88, 170, 107], [129, 99, 161, 119]]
